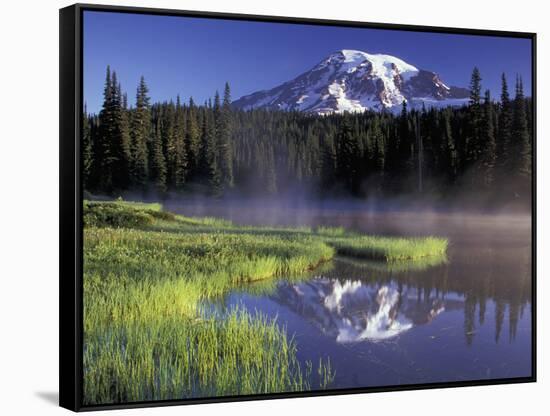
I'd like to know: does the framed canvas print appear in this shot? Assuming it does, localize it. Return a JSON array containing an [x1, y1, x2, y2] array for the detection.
[[59, 3, 536, 411]]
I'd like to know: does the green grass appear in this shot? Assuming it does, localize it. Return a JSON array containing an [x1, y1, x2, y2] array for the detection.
[[312, 224, 448, 262], [326, 235, 448, 262], [315, 225, 347, 237], [83, 200, 447, 404]]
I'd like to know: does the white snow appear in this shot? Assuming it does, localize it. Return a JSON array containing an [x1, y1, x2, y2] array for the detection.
[[326, 81, 365, 113], [341, 49, 418, 76], [324, 283, 414, 342], [306, 49, 421, 112]]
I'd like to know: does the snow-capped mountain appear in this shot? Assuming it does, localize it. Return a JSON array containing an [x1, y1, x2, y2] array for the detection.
[[233, 49, 470, 114]]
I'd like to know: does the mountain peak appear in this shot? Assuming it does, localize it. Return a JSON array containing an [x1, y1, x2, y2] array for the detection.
[[233, 50, 469, 114]]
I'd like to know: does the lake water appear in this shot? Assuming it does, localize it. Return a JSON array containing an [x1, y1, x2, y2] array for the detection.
[[168, 202, 533, 389]]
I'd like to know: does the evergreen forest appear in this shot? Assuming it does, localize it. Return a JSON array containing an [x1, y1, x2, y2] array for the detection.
[[83, 66, 533, 207]]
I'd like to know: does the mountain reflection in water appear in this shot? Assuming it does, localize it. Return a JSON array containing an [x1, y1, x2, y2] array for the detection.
[[272, 278, 459, 343]]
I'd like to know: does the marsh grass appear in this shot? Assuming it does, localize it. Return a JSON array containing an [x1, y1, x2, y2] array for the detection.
[[326, 235, 448, 262], [84, 309, 317, 403], [312, 224, 448, 262], [83, 201, 447, 404]]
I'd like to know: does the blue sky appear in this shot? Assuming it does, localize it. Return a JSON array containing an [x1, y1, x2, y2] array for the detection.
[[83, 11, 532, 114]]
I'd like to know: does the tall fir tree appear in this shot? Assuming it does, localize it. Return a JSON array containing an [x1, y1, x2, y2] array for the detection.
[[197, 108, 219, 192], [466, 67, 483, 171], [210, 92, 224, 195], [320, 135, 337, 190], [151, 119, 167, 193], [481, 90, 497, 187], [335, 117, 360, 194], [117, 84, 132, 187], [130, 76, 151, 189], [97, 66, 114, 191], [396, 101, 414, 182], [111, 74, 131, 190], [497, 73, 513, 172], [82, 104, 93, 189], [513, 76, 531, 179], [160, 101, 176, 188], [97, 67, 130, 192], [440, 108, 457, 184], [370, 117, 386, 180], [174, 96, 188, 189], [217, 82, 234, 189], [185, 97, 200, 178]]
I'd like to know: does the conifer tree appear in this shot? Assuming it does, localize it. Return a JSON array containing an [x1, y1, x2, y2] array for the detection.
[[397, 101, 413, 180], [370, 117, 386, 177], [88, 114, 101, 190], [218, 82, 234, 189], [481, 90, 496, 187], [320, 136, 337, 190], [265, 144, 277, 195], [440, 108, 457, 183], [466, 67, 483, 169], [185, 97, 200, 178], [469, 67, 482, 109], [198, 108, 219, 192], [118, 86, 132, 187], [97, 67, 130, 192], [110, 74, 131, 190], [160, 102, 176, 187], [82, 104, 93, 189], [335, 117, 360, 194], [97, 66, 114, 191], [151, 119, 167, 193], [174, 96, 188, 189], [130, 76, 151, 189], [212, 91, 225, 194], [513, 77, 531, 178], [497, 73, 513, 171]]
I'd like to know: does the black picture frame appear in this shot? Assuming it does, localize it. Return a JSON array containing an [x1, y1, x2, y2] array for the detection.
[[59, 3, 537, 412]]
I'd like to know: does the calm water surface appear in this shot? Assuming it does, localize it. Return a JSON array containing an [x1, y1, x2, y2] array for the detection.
[[168, 202, 533, 388]]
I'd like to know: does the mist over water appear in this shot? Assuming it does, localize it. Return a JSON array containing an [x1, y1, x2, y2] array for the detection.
[[163, 196, 530, 241]]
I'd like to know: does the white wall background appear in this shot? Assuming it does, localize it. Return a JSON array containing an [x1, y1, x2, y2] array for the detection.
[[0, 0, 546, 414]]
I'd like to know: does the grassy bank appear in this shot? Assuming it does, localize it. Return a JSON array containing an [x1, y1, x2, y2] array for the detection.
[[83, 200, 446, 404]]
